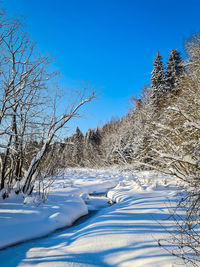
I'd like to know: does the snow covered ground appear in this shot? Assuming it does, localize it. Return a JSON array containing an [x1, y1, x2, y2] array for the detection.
[[0, 168, 179, 266]]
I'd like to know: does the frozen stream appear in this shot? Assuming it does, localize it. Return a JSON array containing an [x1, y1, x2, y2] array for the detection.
[[0, 193, 114, 267]]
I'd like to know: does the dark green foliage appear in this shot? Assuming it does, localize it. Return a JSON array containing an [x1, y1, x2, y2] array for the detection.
[[86, 128, 101, 146], [72, 127, 84, 166], [165, 49, 184, 94], [150, 51, 166, 106]]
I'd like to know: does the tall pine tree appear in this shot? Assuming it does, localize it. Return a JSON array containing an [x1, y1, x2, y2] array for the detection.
[[72, 127, 84, 166], [150, 51, 165, 107], [165, 49, 184, 94]]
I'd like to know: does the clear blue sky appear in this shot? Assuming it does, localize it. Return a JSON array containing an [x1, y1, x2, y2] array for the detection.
[[4, 0, 200, 135]]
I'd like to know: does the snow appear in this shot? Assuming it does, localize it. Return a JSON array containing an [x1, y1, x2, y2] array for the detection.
[[0, 168, 179, 266], [0, 168, 120, 250], [0, 190, 87, 249]]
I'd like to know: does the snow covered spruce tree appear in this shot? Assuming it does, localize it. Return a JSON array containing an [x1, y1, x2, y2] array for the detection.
[[150, 51, 166, 108], [165, 49, 184, 94], [83, 128, 102, 166], [71, 127, 84, 166]]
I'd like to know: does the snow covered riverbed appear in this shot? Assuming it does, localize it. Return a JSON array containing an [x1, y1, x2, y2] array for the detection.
[[0, 168, 178, 266]]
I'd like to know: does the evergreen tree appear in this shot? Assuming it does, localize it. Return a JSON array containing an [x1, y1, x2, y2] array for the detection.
[[72, 127, 84, 166], [165, 49, 184, 93], [75, 127, 84, 140], [84, 128, 102, 165], [150, 51, 165, 107]]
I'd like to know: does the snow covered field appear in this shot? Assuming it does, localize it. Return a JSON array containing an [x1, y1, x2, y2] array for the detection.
[[0, 168, 179, 266]]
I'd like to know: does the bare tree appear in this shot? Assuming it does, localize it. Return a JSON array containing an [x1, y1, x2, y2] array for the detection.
[[22, 89, 96, 194], [0, 15, 97, 197], [0, 17, 53, 192]]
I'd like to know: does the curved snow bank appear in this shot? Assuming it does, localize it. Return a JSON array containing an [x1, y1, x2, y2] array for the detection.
[[107, 180, 145, 203], [107, 172, 175, 204], [48, 195, 88, 228], [0, 168, 121, 250], [0, 194, 88, 249]]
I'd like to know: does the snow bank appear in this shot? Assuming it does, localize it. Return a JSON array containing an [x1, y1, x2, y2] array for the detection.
[[0, 168, 120, 250], [0, 191, 88, 249]]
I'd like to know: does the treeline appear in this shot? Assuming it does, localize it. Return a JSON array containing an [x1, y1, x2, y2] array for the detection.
[[55, 48, 185, 168]]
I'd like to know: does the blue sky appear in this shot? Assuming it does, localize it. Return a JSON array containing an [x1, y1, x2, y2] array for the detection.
[[4, 0, 200, 135]]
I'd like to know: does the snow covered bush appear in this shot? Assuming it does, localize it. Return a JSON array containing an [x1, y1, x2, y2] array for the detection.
[[149, 35, 200, 266]]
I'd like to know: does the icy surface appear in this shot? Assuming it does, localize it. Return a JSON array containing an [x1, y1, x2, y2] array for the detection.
[[0, 168, 178, 266]]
